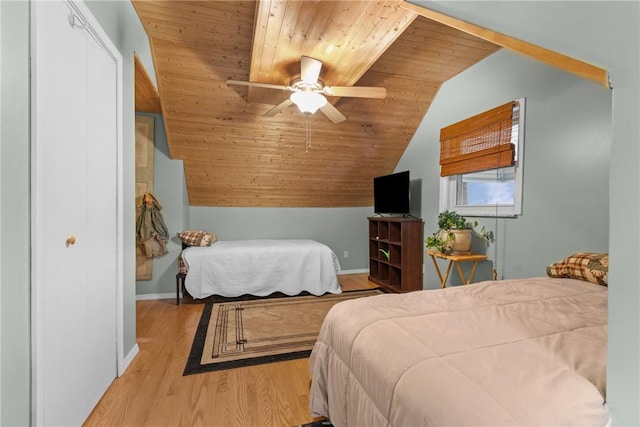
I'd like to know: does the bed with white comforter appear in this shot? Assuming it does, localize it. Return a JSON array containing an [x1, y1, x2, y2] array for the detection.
[[182, 239, 342, 298], [309, 276, 610, 426]]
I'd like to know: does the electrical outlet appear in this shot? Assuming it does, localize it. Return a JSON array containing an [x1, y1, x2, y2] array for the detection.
[[343, 251, 349, 258]]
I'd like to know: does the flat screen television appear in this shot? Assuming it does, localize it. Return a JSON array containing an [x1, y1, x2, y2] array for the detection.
[[373, 170, 410, 215]]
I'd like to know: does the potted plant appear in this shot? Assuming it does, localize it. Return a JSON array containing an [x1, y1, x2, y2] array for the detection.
[[425, 210, 490, 254]]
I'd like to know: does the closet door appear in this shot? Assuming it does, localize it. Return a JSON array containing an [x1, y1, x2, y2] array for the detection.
[[31, 1, 120, 425]]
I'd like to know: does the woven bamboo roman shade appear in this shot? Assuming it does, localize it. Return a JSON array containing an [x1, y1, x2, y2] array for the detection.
[[439, 101, 516, 177]]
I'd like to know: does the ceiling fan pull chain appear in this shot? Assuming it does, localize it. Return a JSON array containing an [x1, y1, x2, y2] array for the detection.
[[305, 115, 311, 153]]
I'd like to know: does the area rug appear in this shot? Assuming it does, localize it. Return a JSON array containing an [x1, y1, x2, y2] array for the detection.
[[295, 420, 333, 427], [183, 289, 383, 375]]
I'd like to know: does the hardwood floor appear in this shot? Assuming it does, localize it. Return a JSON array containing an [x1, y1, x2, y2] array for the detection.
[[83, 273, 375, 427]]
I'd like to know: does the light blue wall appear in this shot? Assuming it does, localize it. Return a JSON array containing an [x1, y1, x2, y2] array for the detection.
[[135, 113, 187, 296], [131, 110, 373, 297], [134, 110, 371, 297], [398, 49, 612, 288], [412, 2, 639, 424], [1, 2, 31, 425], [189, 207, 371, 273], [2, 0, 638, 425], [179, 44, 610, 289], [0, 0, 154, 424], [183, 3, 639, 423]]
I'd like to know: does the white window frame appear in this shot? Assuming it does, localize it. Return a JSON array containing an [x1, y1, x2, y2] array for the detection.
[[439, 97, 526, 217]]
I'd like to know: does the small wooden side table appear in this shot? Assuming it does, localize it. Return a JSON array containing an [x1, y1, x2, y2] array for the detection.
[[427, 251, 488, 288]]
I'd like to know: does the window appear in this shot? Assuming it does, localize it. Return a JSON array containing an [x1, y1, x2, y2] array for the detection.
[[439, 98, 525, 217]]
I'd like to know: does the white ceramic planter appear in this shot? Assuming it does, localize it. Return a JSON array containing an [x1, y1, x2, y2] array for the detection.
[[444, 229, 472, 254]]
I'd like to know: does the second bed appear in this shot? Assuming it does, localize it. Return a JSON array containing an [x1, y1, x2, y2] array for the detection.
[[181, 239, 342, 299]]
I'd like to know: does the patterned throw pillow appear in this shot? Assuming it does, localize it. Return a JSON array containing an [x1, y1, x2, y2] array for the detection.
[[178, 230, 217, 247], [546, 252, 608, 286]]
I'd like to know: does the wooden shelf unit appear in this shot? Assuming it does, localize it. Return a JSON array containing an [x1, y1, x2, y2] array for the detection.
[[368, 216, 424, 293]]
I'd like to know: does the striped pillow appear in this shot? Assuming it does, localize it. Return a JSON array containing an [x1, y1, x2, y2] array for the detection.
[[178, 230, 217, 247], [546, 252, 608, 286]]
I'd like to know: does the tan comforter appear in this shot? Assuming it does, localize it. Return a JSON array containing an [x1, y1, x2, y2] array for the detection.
[[309, 277, 610, 426]]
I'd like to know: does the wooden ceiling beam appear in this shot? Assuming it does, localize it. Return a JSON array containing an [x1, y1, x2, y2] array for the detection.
[[400, 1, 611, 89], [246, 1, 419, 105], [134, 54, 162, 114]]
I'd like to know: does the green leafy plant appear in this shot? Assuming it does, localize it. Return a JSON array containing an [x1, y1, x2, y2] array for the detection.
[[425, 210, 491, 253], [379, 248, 390, 260], [437, 210, 468, 230], [425, 232, 454, 254]]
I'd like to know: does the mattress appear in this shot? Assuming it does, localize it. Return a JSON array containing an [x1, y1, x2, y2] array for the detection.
[[309, 276, 610, 426], [182, 239, 342, 298]]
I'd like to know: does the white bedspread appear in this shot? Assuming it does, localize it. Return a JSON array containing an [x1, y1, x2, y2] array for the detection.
[[182, 239, 342, 298], [309, 277, 610, 426]]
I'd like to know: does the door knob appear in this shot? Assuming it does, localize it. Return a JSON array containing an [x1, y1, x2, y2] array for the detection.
[[66, 236, 77, 246]]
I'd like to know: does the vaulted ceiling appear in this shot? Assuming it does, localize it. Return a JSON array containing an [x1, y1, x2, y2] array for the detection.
[[131, 1, 608, 207]]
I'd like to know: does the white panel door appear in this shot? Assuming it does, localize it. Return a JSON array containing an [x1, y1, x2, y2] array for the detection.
[[31, 1, 118, 425], [84, 6, 118, 406]]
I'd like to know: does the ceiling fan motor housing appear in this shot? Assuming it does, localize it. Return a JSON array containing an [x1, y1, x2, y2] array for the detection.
[[290, 77, 325, 93]]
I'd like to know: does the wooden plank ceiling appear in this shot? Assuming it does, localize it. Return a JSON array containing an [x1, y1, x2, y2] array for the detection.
[[132, 0, 501, 207], [134, 54, 162, 114]]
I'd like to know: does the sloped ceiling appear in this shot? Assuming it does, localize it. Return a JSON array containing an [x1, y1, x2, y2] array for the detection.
[[132, 0, 502, 207], [134, 54, 162, 114]]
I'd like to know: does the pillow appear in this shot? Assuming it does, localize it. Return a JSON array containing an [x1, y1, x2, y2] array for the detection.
[[178, 230, 217, 247], [546, 252, 608, 286]]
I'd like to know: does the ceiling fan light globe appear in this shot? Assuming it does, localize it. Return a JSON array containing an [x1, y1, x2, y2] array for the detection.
[[290, 91, 327, 115]]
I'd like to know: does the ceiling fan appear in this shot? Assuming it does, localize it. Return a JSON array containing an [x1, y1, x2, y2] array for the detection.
[[226, 56, 387, 124]]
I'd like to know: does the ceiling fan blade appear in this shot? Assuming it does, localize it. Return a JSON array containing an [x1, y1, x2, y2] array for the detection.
[[264, 98, 294, 117], [300, 56, 322, 85], [226, 79, 290, 91], [319, 103, 346, 124], [324, 85, 387, 99]]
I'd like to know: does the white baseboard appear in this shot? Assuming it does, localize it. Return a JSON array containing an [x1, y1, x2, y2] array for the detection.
[[136, 292, 175, 301], [339, 269, 369, 275], [119, 343, 139, 377]]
